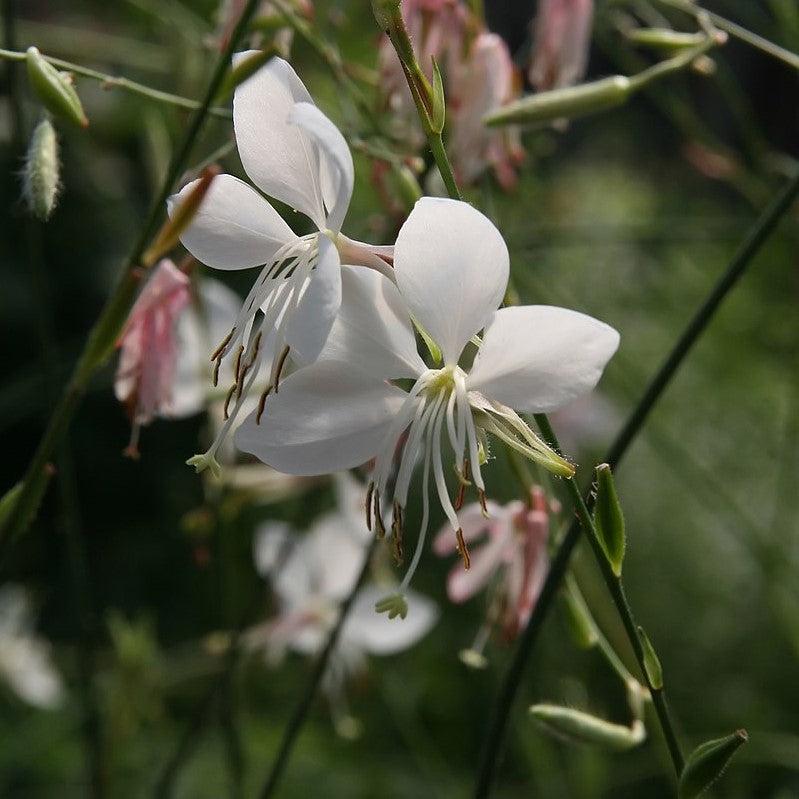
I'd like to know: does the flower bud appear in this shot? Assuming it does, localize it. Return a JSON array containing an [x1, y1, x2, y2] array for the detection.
[[144, 166, 219, 267], [0, 483, 22, 529], [530, 703, 646, 751], [638, 626, 664, 690], [23, 116, 60, 221], [371, 0, 401, 33], [678, 729, 748, 799], [593, 463, 626, 576], [627, 28, 707, 52], [459, 648, 489, 669], [26, 47, 88, 128], [562, 579, 598, 650], [218, 49, 275, 100], [485, 75, 631, 128], [430, 56, 446, 135]]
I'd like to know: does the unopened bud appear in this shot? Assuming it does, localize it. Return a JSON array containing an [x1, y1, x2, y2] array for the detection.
[[0, 483, 22, 529], [147, 166, 219, 267], [627, 28, 707, 51], [374, 593, 408, 620], [219, 49, 275, 100], [485, 76, 631, 128], [459, 648, 489, 669], [394, 164, 423, 210], [26, 47, 88, 128], [430, 56, 446, 135], [371, 0, 401, 33], [562, 579, 598, 650], [530, 703, 646, 751], [678, 729, 748, 799], [593, 463, 626, 576], [638, 626, 664, 690], [23, 116, 60, 220]]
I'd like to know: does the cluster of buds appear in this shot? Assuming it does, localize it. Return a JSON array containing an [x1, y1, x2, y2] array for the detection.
[[377, 0, 525, 189]]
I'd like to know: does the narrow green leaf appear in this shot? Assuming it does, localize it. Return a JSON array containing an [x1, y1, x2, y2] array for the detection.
[[638, 626, 664, 690]]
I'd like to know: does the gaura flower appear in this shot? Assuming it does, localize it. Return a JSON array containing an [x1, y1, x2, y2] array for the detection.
[[115, 259, 192, 457], [433, 487, 555, 665], [233, 198, 619, 605], [0, 585, 63, 709], [247, 475, 438, 731], [528, 0, 594, 92], [170, 55, 393, 477], [448, 32, 525, 190]]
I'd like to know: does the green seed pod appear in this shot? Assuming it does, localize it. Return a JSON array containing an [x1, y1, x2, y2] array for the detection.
[[627, 28, 707, 52], [678, 729, 748, 799], [26, 47, 88, 128], [23, 116, 61, 220], [638, 626, 664, 690], [593, 463, 626, 576], [485, 75, 631, 128], [530, 703, 646, 751]]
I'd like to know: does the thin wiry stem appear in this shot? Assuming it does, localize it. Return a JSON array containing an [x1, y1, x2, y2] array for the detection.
[[473, 169, 799, 798], [0, 0, 263, 551], [256, 539, 377, 799], [0, 46, 232, 117]]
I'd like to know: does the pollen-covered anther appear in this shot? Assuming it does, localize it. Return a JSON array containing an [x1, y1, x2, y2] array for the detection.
[[255, 385, 273, 425], [272, 345, 291, 392], [454, 458, 471, 511], [478, 489, 489, 518], [365, 482, 375, 532], [373, 491, 386, 539]]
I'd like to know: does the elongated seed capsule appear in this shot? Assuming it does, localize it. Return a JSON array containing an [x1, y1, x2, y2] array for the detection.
[[530, 704, 646, 751], [627, 28, 707, 52], [485, 75, 631, 128], [26, 47, 88, 128], [23, 116, 60, 220]]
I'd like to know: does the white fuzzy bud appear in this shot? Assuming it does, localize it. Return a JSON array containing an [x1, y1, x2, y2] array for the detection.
[[23, 116, 60, 221]]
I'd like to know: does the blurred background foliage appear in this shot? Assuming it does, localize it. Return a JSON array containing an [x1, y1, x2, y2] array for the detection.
[[1, 0, 798, 797]]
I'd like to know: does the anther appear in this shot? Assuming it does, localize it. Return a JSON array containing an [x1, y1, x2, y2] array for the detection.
[[232, 344, 245, 383], [255, 385, 273, 424], [455, 527, 471, 570], [273, 345, 291, 392], [365, 482, 375, 532], [212, 357, 222, 387], [374, 491, 385, 539], [478, 489, 489, 518], [210, 328, 234, 362], [223, 384, 236, 420], [454, 458, 471, 511]]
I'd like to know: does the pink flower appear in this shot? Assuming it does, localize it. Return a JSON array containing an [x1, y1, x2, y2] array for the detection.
[[528, 0, 594, 92], [114, 259, 191, 456], [433, 487, 555, 640], [448, 32, 525, 190]]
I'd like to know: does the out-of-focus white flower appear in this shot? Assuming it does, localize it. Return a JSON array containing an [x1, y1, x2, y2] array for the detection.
[[528, 0, 594, 92], [248, 474, 437, 732], [0, 586, 63, 709], [234, 198, 619, 604], [171, 55, 393, 478], [434, 487, 556, 664]]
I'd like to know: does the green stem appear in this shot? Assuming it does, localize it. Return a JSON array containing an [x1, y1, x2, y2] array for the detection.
[[655, 0, 799, 71], [0, 46, 232, 118], [257, 539, 377, 799], [536, 415, 685, 773], [0, 0, 263, 549], [473, 169, 799, 798]]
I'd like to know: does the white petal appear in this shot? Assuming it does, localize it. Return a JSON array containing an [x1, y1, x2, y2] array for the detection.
[[233, 54, 326, 227], [171, 279, 242, 417], [289, 102, 353, 233], [468, 306, 620, 413], [318, 266, 426, 379], [234, 360, 406, 474], [343, 585, 438, 655], [253, 521, 293, 577], [284, 236, 342, 364], [168, 174, 297, 270], [305, 513, 369, 601], [394, 198, 509, 364]]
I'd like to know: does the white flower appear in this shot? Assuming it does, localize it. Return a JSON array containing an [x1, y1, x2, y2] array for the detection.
[[247, 476, 438, 729], [169, 55, 393, 476], [234, 198, 619, 599], [0, 586, 63, 709]]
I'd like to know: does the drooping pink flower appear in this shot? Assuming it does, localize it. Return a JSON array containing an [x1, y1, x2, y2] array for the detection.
[[448, 32, 525, 190], [433, 486, 556, 641], [114, 259, 191, 456], [528, 0, 594, 92], [377, 0, 524, 188]]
